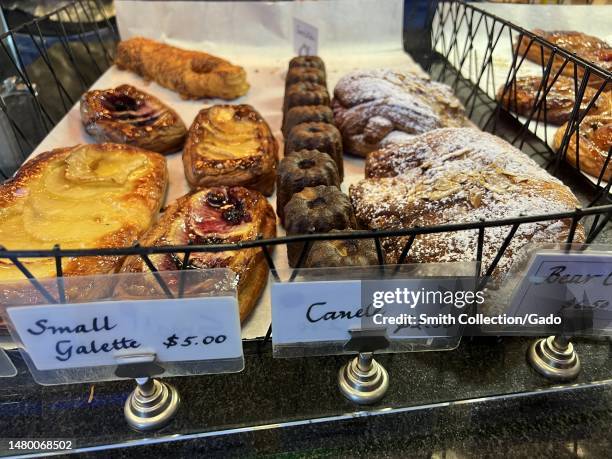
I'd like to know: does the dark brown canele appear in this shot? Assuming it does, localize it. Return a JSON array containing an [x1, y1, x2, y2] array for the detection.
[[276, 149, 340, 225]]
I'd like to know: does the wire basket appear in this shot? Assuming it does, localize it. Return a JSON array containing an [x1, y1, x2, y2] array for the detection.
[[0, 0, 611, 344]]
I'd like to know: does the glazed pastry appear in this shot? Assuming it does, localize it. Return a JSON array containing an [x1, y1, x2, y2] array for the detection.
[[115, 37, 249, 100], [333, 69, 473, 157], [119, 186, 276, 321], [284, 185, 356, 267], [553, 114, 612, 181], [352, 128, 583, 280], [183, 104, 278, 196], [304, 230, 380, 268], [496, 76, 611, 125], [284, 82, 330, 114], [286, 67, 326, 87], [284, 122, 344, 179], [0, 143, 167, 283], [282, 105, 334, 137], [276, 150, 340, 225], [80, 84, 187, 154], [515, 30, 611, 86], [289, 56, 326, 73]]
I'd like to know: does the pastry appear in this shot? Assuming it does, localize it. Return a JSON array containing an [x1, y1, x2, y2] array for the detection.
[[284, 122, 344, 179], [119, 186, 276, 321], [352, 128, 584, 279], [553, 114, 612, 181], [289, 56, 326, 73], [80, 84, 187, 154], [333, 69, 473, 157], [286, 67, 326, 87], [515, 30, 611, 86], [0, 143, 167, 283], [283, 82, 330, 114], [284, 185, 356, 267], [304, 230, 380, 268], [282, 105, 334, 137], [496, 76, 611, 125], [276, 150, 340, 225], [115, 37, 249, 100], [183, 104, 278, 196]]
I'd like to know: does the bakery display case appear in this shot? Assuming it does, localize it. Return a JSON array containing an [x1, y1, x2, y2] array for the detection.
[[0, 0, 611, 456]]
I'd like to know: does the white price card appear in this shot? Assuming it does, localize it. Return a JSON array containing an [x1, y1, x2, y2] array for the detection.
[[509, 251, 612, 333], [272, 276, 473, 348], [6, 296, 243, 371], [293, 18, 318, 56]]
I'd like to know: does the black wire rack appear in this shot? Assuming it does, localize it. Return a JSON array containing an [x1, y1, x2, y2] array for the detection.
[[0, 0, 611, 345]]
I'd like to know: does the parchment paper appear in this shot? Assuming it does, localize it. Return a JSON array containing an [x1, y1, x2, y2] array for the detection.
[[30, 0, 423, 339]]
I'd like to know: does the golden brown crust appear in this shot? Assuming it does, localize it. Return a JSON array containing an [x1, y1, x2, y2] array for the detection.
[[183, 105, 278, 196], [80, 84, 187, 154], [118, 186, 276, 321], [115, 37, 249, 100], [496, 76, 612, 125], [0, 143, 168, 286], [353, 128, 584, 280], [515, 30, 611, 87], [553, 114, 612, 181]]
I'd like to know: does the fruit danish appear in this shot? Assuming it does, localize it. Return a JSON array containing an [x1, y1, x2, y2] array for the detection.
[[496, 76, 611, 125], [119, 186, 276, 321], [0, 143, 168, 283], [352, 128, 583, 280], [115, 37, 249, 100], [553, 114, 612, 181], [80, 84, 187, 154], [183, 104, 278, 196]]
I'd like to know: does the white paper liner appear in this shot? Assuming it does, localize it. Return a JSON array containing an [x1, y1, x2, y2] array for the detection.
[[27, 0, 426, 339]]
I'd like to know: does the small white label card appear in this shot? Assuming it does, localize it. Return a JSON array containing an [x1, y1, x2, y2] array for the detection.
[[509, 251, 612, 334], [293, 18, 318, 56], [6, 296, 243, 371], [272, 276, 472, 349]]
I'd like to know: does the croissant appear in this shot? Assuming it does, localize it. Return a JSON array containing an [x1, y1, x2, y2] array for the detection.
[[115, 37, 249, 100]]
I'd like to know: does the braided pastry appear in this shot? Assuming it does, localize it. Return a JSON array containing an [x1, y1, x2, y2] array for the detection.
[[115, 37, 249, 100], [332, 69, 473, 157]]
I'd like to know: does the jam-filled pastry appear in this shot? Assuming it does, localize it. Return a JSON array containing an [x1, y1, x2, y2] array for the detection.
[[183, 104, 278, 196], [304, 230, 380, 268], [80, 84, 187, 154], [284, 185, 356, 267], [282, 105, 334, 137], [276, 149, 340, 225], [0, 143, 167, 284], [496, 76, 611, 125], [553, 114, 612, 181], [115, 37, 249, 100], [515, 30, 611, 86], [119, 186, 276, 321]]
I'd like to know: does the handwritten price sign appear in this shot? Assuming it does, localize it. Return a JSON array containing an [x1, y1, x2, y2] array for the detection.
[[5, 296, 243, 371]]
